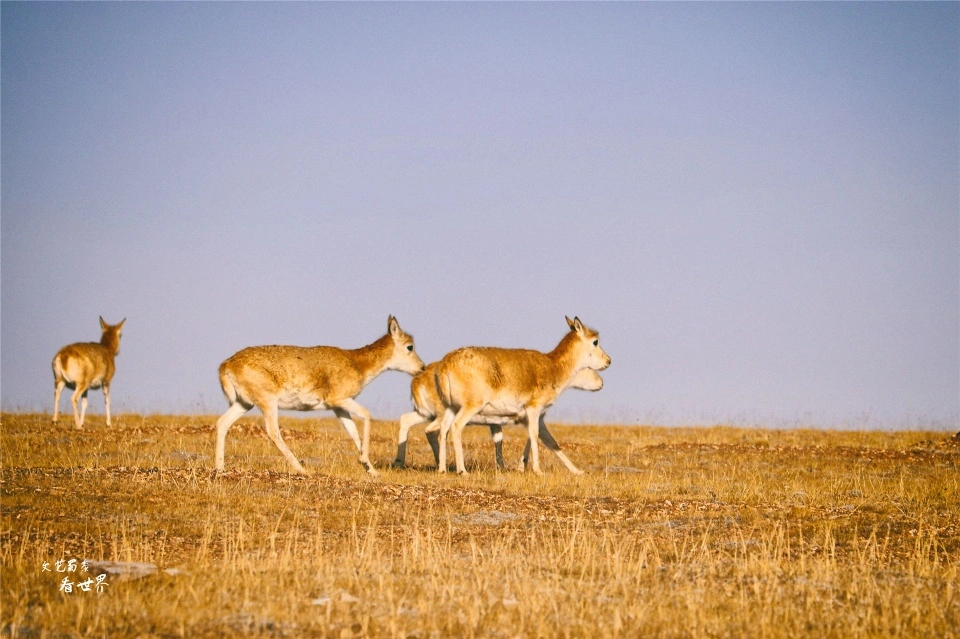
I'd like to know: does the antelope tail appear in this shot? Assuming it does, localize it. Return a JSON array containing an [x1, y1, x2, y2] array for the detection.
[[219, 366, 239, 404], [435, 368, 452, 406]]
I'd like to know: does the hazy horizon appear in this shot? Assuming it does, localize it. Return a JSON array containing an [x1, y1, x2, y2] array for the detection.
[[2, 2, 957, 431]]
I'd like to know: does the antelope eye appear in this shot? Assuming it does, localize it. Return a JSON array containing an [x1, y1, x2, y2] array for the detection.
[[406, 344, 414, 352], [592, 339, 598, 346]]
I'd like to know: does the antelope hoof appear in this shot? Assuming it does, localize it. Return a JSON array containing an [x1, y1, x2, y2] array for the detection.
[[391, 460, 406, 469], [289, 460, 308, 475]]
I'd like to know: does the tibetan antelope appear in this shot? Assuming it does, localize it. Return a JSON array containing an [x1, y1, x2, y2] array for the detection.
[[52, 317, 125, 429], [394, 363, 603, 473], [214, 316, 424, 476], [435, 316, 610, 476]]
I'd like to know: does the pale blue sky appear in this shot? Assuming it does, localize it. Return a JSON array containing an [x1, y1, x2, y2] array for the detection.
[[2, 2, 957, 430]]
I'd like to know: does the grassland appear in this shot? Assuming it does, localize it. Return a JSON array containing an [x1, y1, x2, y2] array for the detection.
[[1, 412, 958, 638]]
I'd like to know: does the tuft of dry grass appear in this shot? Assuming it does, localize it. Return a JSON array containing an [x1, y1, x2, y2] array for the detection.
[[1, 412, 958, 638]]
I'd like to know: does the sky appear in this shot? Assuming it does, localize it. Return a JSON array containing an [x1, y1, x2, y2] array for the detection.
[[2, 2, 957, 431]]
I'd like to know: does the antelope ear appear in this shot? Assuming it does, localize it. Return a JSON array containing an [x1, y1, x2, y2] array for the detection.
[[568, 316, 584, 334], [388, 315, 400, 337], [566, 316, 576, 331], [117, 318, 126, 329], [100, 316, 107, 330]]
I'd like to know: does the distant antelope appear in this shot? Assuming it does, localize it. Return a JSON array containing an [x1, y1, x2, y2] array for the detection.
[[52, 317, 125, 430], [435, 316, 611, 475], [214, 316, 424, 476], [394, 363, 603, 473]]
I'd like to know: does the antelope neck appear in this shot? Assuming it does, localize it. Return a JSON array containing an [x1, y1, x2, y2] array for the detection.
[[548, 332, 584, 382], [351, 333, 395, 384]]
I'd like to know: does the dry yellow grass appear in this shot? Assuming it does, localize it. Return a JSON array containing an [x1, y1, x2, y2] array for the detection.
[[1, 412, 958, 638]]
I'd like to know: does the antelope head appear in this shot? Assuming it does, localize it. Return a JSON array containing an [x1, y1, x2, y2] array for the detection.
[[385, 315, 425, 374], [566, 316, 611, 372], [99, 316, 125, 356]]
